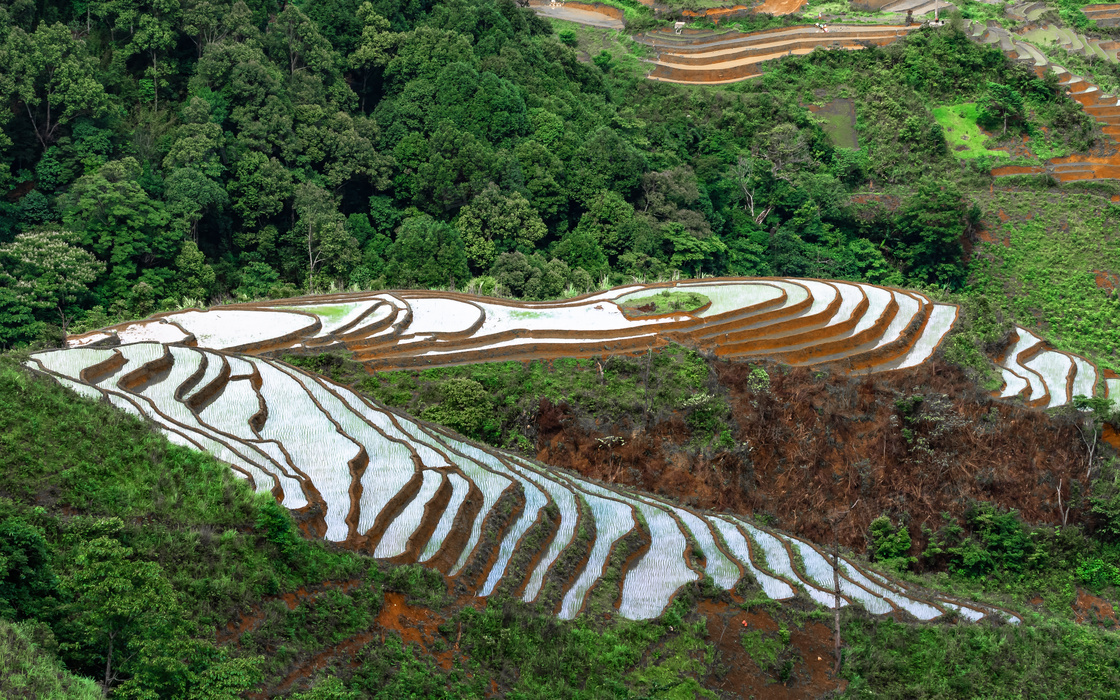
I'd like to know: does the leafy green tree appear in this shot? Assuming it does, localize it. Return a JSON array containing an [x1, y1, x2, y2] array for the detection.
[[979, 81, 1025, 136], [592, 50, 613, 73], [385, 215, 470, 289], [233, 261, 292, 300], [17, 191, 54, 227], [514, 139, 567, 222], [349, 3, 397, 109], [265, 3, 338, 80], [572, 190, 640, 260], [868, 516, 916, 571], [663, 223, 727, 276], [489, 251, 573, 300], [229, 151, 292, 226], [455, 184, 546, 269], [569, 128, 646, 201], [128, 0, 183, 110], [59, 158, 177, 303], [181, 0, 231, 57], [174, 240, 216, 302], [0, 229, 104, 342], [293, 182, 358, 291], [1091, 458, 1120, 541], [891, 182, 975, 289], [0, 517, 59, 620], [384, 26, 475, 86], [2, 22, 110, 151], [551, 228, 608, 281], [164, 168, 229, 241], [409, 122, 495, 212], [59, 536, 181, 694], [164, 97, 224, 178], [421, 378, 496, 441]]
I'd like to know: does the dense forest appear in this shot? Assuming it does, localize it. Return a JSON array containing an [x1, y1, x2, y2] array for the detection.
[[0, 0, 1102, 350]]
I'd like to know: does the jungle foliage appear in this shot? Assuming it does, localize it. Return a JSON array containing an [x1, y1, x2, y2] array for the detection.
[[0, 0, 1095, 349]]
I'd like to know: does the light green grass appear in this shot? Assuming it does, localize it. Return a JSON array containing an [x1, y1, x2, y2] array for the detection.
[[814, 99, 859, 148], [932, 103, 1009, 159], [619, 290, 710, 315], [276, 304, 354, 323], [546, 19, 652, 78], [0, 620, 101, 700], [969, 190, 1120, 372]]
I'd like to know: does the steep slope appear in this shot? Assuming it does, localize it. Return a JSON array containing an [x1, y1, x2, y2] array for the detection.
[[26, 342, 1020, 624]]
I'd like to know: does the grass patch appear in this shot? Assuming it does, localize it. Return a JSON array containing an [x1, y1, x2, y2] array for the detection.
[[814, 98, 859, 149], [277, 304, 354, 323], [932, 103, 1010, 159], [0, 619, 101, 699], [619, 290, 711, 316]]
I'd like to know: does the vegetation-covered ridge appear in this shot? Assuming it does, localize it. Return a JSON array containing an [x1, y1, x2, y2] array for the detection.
[[0, 1, 1106, 350]]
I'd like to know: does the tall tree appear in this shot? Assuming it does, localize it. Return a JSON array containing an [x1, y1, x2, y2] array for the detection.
[[293, 182, 357, 291], [455, 183, 545, 269], [59, 536, 181, 695], [0, 229, 104, 342], [981, 82, 1025, 136], [3, 23, 110, 151], [60, 158, 177, 304]]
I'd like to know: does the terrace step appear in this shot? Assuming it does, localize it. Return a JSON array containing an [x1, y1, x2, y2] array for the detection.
[[27, 337, 1032, 625]]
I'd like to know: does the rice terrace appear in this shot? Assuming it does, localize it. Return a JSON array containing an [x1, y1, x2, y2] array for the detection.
[[3, 0, 1120, 696]]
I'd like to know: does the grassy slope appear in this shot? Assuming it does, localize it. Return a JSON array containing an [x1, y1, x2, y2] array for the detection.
[[0, 354, 726, 697], [969, 189, 1120, 373], [0, 619, 101, 699]]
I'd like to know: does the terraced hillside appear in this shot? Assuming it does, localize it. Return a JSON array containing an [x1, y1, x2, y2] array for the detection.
[[996, 325, 1120, 408], [967, 19, 1120, 181], [30, 277, 1120, 627], [71, 278, 961, 374], [634, 25, 916, 84], [1080, 2, 1120, 27], [26, 341, 1023, 625]]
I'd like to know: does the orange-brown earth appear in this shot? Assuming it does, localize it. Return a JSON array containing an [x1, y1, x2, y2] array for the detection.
[[1073, 589, 1119, 627], [699, 599, 845, 699], [238, 586, 463, 697], [536, 359, 1093, 553], [752, 0, 808, 14]]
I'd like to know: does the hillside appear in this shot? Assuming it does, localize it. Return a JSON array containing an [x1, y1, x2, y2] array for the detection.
[[3, 0, 1120, 696]]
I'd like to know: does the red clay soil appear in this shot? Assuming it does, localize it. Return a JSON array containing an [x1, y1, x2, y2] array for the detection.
[[259, 592, 458, 696], [217, 579, 365, 644], [535, 360, 1095, 554], [698, 599, 845, 699], [1105, 424, 1120, 451], [1095, 270, 1119, 292], [752, 0, 808, 14], [681, 4, 754, 21], [1073, 589, 1118, 627]]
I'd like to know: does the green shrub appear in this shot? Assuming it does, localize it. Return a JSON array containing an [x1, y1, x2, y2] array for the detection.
[[868, 516, 916, 572]]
